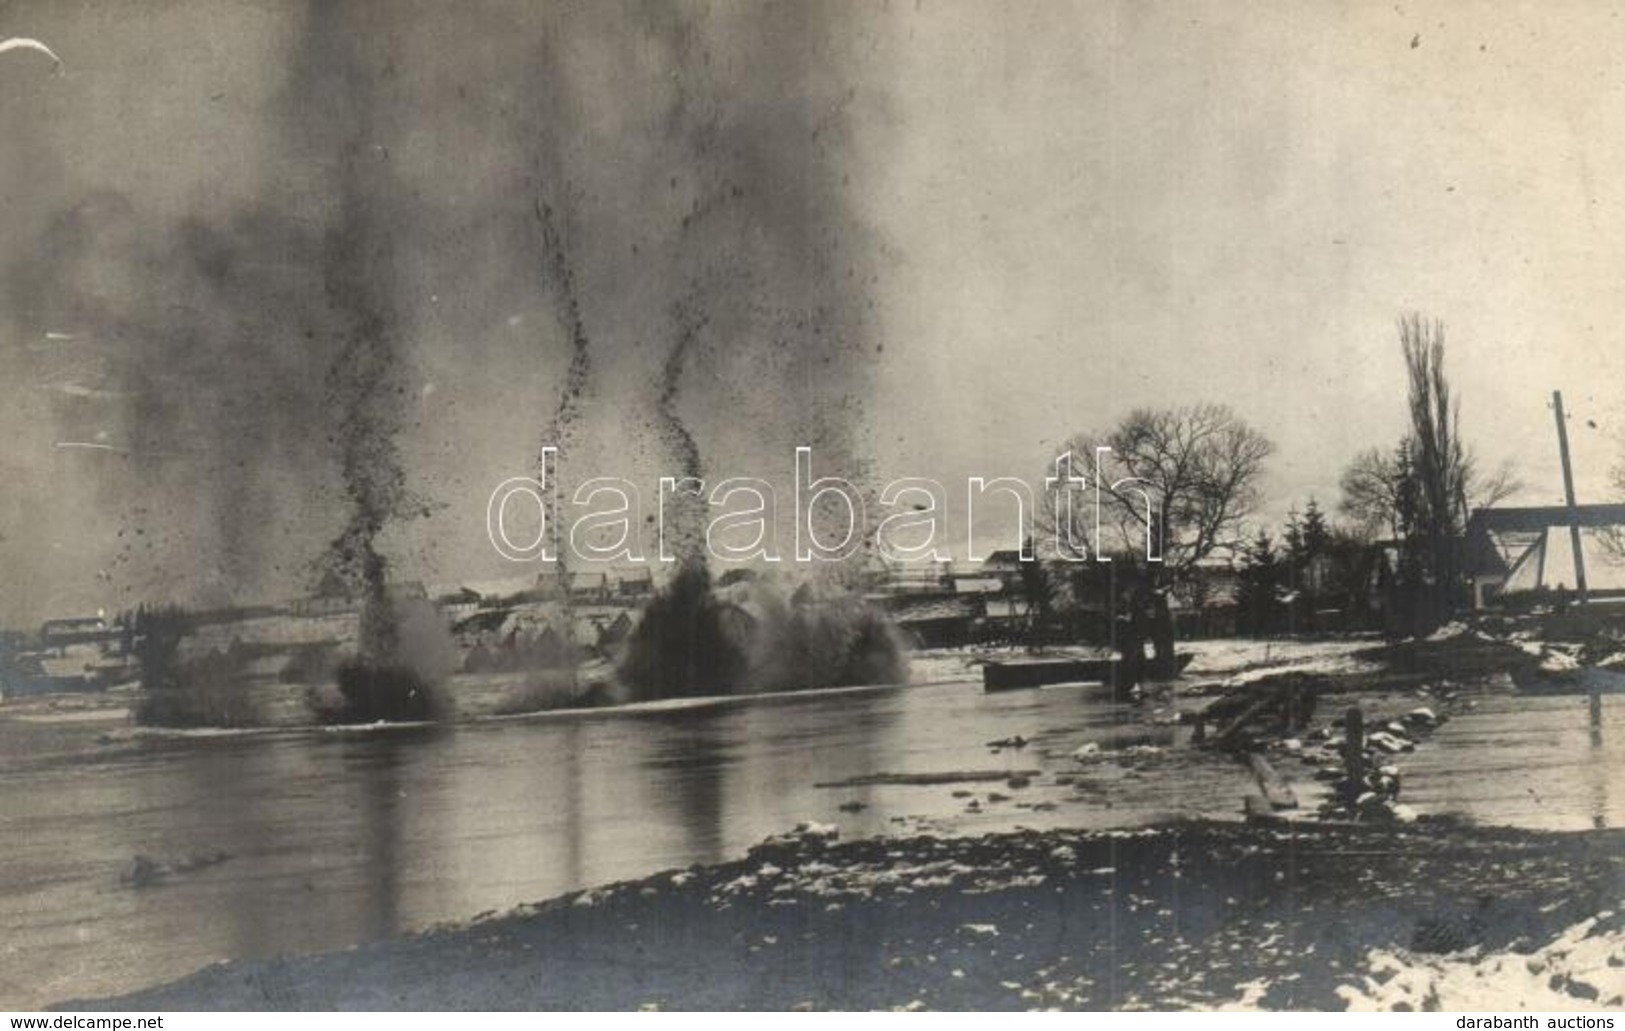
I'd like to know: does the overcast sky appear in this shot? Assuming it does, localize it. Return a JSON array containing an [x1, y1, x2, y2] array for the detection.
[[866, 0, 1625, 508], [2, 0, 1623, 624]]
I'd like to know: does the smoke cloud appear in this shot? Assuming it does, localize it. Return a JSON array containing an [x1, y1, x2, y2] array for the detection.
[[0, 1, 890, 628]]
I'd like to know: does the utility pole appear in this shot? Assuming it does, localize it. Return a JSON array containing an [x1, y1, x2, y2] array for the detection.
[[1553, 390, 1589, 601]]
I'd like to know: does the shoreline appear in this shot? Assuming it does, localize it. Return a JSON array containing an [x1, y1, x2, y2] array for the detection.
[[22, 623, 1625, 1010], [69, 818, 1625, 1011]]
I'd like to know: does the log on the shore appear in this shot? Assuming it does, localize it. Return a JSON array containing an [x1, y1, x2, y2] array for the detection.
[[982, 658, 1116, 692], [1245, 753, 1298, 810], [1206, 693, 1276, 749], [1198, 675, 1318, 750], [1242, 794, 1286, 824]]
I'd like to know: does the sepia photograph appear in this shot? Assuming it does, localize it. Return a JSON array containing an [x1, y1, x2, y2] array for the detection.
[[0, 0, 1622, 1015]]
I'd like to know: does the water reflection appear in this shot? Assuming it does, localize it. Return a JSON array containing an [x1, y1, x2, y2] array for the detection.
[[351, 738, 408, 941], [558, 720, 584, 888], [1404, 691, 1623, 832], [1589, 692, 1607, 829], [176, 738, 280, 962], [6, 678, 1614, 1008], [639, 710, 732, 865]]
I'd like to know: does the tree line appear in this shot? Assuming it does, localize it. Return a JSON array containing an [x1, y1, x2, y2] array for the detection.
[[1026, 312, 1525, 654]]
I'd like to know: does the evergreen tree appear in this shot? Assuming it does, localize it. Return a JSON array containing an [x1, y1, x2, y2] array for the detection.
[[1236, 528, 1280, 636], [1323, 526, 1379, 630], [1017, 537, 1056, 647], [1282, 508, 1305, 568], [1394, 438, 1420, 538], [1297, 497, 1332, 631], [1301, 498, 1331, 558]]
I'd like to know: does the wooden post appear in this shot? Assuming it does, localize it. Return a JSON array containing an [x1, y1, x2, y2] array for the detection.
[[1343, 706, 1366, 787], [1553, 391, 1589, 601]]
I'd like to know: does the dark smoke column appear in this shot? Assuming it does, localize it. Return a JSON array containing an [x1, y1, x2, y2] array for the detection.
[[503, 4, 896, 700], [287, 2, 419, 662]]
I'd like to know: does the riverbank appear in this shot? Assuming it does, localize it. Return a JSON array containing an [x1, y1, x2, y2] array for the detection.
[[14, 622, 1622, 1009], [74, 819, 1624, 1010]]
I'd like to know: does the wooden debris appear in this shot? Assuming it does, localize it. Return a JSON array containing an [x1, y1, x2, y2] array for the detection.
[[1245, 753, 1298, 810]]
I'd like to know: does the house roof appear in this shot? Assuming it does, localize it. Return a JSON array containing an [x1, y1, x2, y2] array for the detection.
[[453, 577, 538, 602], [34, 654, 96, 678], [982, 597, 1027, 620], [891, 596, 981, 624], [1469, 504, 1625, 533], [981, 550, 1025, 569], [453, 609, 509, 634], [42, 616, 107, 629], [1465, 526, 1513, 577]]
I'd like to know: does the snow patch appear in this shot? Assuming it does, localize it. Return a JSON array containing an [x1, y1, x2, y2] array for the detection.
[[1337, 916, 1625, 1011]]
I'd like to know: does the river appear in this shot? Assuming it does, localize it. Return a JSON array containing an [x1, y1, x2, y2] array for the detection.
[[1, 659, 1619, 1009], [0, 676, 1246, 1008]]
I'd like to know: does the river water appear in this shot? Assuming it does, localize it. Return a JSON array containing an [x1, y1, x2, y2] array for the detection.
[[0, 677, 1245, 1008], [1, 668, 1619, 1009]]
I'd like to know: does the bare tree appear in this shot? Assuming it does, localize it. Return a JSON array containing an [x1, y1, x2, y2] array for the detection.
[[1466, 455, 1522, 512], [1401, 314, 1471, 538], [1333, 316, 1521, 630], [1046, 403, 1273, 673], [1052, 403, 1273, 570], [1338, 442, 1410, 540], [1340, 437, 1521, 540], [1397, 313, 1486, 629], [1598, 448, 1625, 557]]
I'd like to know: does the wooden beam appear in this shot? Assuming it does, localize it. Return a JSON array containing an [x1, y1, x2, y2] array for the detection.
[[1554, 391, 1589, 600], [1207, 693, 1275, 749], [1246, 753, 1299, 810]]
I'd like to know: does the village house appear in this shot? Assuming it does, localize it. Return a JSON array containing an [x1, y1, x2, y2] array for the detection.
[[871, 593, 980, 649]]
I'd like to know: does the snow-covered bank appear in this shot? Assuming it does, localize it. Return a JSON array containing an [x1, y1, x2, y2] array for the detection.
[[907, 636, 1383, 689], [71, 820, 1625, 1011], [1339, 913, 1624, 1011], [21, 617, 1625, 1010]]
